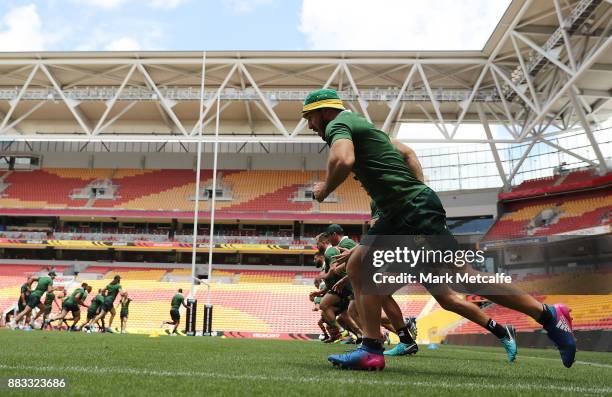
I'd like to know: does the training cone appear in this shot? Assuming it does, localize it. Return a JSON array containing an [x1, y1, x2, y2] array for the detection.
[[427, 343, 439, 349]]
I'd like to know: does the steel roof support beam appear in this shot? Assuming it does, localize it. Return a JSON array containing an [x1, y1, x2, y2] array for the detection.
[[510, 34, 541, 111], [477, 103, 508, 187], [137, 63, 188, 136], [0, 102, 44, 135], [519, 34, 612, 140], [382, 64, 417, 132], [568, 87, 608, 173], [239, 63, 288, 135], [417, 64, 449, 138], [40, 64, 92, 135], [98, 101, 137, 133], [342, 63, 371, 122], [93, 64, 136, 135], [0, 64, 38, 133], [190, 63, 238, 136]]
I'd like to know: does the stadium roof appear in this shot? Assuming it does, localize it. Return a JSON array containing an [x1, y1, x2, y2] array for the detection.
[[0, 0, 610, 185]]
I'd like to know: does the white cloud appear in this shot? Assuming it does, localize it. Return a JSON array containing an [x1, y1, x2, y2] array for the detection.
[[224, 0, 272, 13], [73, 0, 127, 9], [299, 0, 511, 50], [74, 21, 164, 51], [104, 36, 141, 51], [0, 4, 60, 51], [149, 0, 189, 9]]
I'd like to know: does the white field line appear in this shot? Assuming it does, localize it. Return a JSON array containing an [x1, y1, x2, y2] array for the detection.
[[441, 345, 612, 368], [0, 363, 610, 395]]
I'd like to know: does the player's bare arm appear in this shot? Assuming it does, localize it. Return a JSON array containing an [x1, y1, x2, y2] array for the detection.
[[314, 139, 355, 202]]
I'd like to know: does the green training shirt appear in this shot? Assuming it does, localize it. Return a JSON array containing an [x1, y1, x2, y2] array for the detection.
[[65, 287, 87, 306], [105, 283, 122, 303], [89, 294, 104, 312], [171, 293, 184, 310], [121, 298, 131, 312], [44, 291, 55, 308], [31, 276, 53, 297], [325, 110, 427, 217], [323, 245, 341, 285], [338, 236, 357, 251]]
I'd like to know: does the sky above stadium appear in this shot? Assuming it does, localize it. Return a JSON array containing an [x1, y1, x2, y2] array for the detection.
[[0, 0, 512, 52]]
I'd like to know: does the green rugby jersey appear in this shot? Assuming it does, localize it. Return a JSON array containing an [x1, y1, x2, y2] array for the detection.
[[324, 110, 427, 217], [105, 283, 122, 303], [171, 293, 184, 310]]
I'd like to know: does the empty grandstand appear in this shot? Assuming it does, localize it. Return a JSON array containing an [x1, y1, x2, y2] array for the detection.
[[0, 0, 610, 356]]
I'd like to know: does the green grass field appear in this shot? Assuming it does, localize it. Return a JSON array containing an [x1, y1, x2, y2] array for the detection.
[[0, 329, 610, 396]]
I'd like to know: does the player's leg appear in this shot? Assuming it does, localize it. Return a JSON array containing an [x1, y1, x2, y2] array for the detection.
[[99, 311, 106, 331], [337, 306, 362, 342], [107, 307, 116, 328], [382, 296, 418, 356], [346, 300, 364, 343], [349, 245, 384, 341], [169, 309, 181, 334], [12, 292, 43, 327], [163, 309, 176, 332], [423, 188, 573, 367], [88, 307, 106, 328], [317, 317, 329, 341], [336, 312, 357, 343], [448, 264, 571, 365], [319, 293, 343, 341], [70, 310, 81, 330], [83, 308, 96, 330], [380, 313, 394, 332], [347, 300, 361, 328], [50, 308, 69, 324], [424, 283, 517, 362], [454, 265, 543, 318], [31, 303, 46, 326], [11, 306, 32, 326], [41, 305, 53, 330], [328, 245, 385, 370]]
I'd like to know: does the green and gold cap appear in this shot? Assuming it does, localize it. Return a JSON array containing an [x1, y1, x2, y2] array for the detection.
[[302, 88, 345, 117]]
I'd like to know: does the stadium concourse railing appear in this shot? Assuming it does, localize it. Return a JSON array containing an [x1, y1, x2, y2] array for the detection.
[[0, 230, 317, 245]]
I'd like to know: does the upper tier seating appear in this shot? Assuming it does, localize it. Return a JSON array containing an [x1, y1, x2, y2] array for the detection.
[[484, 188, 611, 241], [0, 168, 370, 215], [499, 169, 611, 200]]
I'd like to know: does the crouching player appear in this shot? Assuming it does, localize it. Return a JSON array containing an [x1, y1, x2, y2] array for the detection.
[[84, 289, 106, 332], [10, 271, 57, 328], [50, 283, 91, 331]]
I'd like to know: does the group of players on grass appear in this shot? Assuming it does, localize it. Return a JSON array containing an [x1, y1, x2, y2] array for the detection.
[[8, 270, 188, 336], [1, 87, 579, 373], [310, 224, 419, 355], [303, 88, 577, 370], [8, 272, 132, 333]]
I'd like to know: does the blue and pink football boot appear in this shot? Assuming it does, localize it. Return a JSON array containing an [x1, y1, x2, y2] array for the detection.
[[328, 345, 385, 371], [542, 303, 576, 368]]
